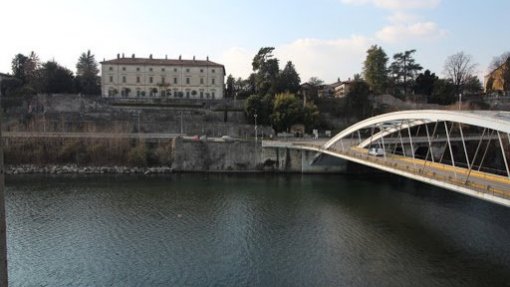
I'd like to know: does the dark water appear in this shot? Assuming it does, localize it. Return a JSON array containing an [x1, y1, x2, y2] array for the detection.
[[5, 174, 510, 286]]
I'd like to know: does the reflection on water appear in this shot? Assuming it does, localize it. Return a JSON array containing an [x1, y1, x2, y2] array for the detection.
[[6, 174, 510, 286]]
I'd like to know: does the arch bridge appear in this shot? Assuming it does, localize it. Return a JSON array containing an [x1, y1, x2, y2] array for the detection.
[[285, 110, 510, 207]]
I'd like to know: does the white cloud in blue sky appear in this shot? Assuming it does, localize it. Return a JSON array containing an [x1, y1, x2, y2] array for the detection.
[[341, 0, 441, 10], [0, 0, 508, 83]]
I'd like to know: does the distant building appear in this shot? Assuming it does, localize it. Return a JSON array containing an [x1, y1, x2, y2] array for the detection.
[[484, 59, 510, 94], [334, 81, 353, 98], [100, 54, 225, 99], [318, 79, 352, 98]]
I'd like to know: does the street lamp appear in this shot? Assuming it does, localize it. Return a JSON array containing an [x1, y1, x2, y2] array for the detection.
[[254, 113, 258, 143], [458, 93, 462, 110]]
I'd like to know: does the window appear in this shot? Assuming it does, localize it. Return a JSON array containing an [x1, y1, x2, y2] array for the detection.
[[161, 76, 165, 84], [200, 78, 204, 85], [136, 67, 140, 71], [109, 67, 113, 71], [186, 78, 190, 84], [212, 69, 215, 73], [149, 77, 153, 84], [200, 69, 204, 73], [149, 67, 153, 72], [137, 89, 141, 97], [122, 67, 126, 71], [186, 68, 190, 73], [186, 91, 190, 98], [200, 91, 204, 98], [162, 68, 165, 72], [122, 76, 126, 83], [136, 76, 140, 83], [174, 68, 177, 72], [211, 78, 215, 85], [174, 78, 178, 84], [109, 76, 113, 83], [212, 92, 215, 99]]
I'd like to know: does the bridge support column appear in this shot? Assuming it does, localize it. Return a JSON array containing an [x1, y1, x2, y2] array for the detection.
[[444, 122, 457, 179], [465, 128, 487, 183], [478, 130, 494, 172], [458, 122, 471, 170]]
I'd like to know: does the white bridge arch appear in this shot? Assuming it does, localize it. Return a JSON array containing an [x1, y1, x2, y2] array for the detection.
[[324, 110, 510, 149], [286, 110, 510, 207]]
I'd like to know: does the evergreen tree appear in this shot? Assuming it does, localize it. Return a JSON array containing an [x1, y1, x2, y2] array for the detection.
[[252, 47, 279, 95], [11, 54, 29, 83], [389, 49, 422, 97], [277, 61, 301, 94], [76, 50, 100, 95], [414, 70, 438, 101], [345, 80, 371, 119], [362, 45, 388, 95], [225, 74, 235, 98], [40, 61, 75, 93]]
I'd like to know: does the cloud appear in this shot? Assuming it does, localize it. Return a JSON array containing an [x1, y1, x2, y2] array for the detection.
[[387, 11, 421, 23], [219, 47, 256, 79], [220, 36, 371, 83], [341, 0, 441, 10], [376, 21, 447, 43]]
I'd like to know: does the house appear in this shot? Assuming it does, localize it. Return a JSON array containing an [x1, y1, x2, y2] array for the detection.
[[484, 59, 510, 94], [100, 54, 226, 99], [333, 80, 353, 98], [318, 79, 352, 98]]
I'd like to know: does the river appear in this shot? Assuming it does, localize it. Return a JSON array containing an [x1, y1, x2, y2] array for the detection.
[[5, 174, 510, 286]]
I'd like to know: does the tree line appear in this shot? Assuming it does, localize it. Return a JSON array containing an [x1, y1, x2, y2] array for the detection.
[[2, 50, 101, 97], [233, 47, 319, 133], [362, 46, 486, 104]]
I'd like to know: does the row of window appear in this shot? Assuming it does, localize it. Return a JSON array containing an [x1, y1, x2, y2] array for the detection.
[[108, 87, 217, 99], [109, 76, 216, 85], [108, 66, 216, 73]]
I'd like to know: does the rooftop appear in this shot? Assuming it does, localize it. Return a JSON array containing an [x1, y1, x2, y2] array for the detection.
[[101, 57, 224, 69]]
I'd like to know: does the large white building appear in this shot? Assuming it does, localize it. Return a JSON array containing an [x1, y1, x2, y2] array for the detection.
[[101, 54, 225, 99]]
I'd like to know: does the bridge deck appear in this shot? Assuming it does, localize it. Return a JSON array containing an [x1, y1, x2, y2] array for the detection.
[[281, 141, 510, 206]]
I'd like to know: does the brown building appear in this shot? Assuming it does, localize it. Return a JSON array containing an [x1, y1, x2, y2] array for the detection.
[[484, 59, 510, 94]]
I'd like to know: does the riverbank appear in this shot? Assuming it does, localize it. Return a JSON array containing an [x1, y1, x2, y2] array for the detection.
[[5, 164, 173, 175]]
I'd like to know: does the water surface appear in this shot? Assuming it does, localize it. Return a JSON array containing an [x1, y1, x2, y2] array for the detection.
[[6, 174, 510, 286]]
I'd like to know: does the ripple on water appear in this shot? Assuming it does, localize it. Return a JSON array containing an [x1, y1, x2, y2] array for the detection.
[[5, 174, 510, 287]]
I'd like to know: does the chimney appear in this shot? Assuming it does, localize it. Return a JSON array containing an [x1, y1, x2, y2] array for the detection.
[[122, 53, 125, 58], [179, 55, 182, 60], [132, 53, 135, 58], [117, 53, 120, 59], [149, 54, 153, 59], [206, 56, 209, 61], [165, 54, 168, 60], [193, 56, 195, 61]]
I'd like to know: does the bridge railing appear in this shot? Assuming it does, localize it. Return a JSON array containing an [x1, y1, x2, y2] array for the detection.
[[326, 147, 510, 200]]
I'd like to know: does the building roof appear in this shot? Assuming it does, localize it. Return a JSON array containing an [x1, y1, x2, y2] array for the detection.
[[101, 57, 224, 69]]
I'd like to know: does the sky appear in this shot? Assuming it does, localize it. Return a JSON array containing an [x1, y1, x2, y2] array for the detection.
[[0, 0, 508, 83]]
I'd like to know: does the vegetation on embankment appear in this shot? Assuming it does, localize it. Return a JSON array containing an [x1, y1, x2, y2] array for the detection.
[[3, 137, 173, 167]]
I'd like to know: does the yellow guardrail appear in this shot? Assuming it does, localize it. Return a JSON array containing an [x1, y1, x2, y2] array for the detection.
[[329, 147, 510, 199]]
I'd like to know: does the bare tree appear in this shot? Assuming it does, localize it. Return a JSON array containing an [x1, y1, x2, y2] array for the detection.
[[489, 51, 510, 71], [443, 51, 477, 93]]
